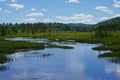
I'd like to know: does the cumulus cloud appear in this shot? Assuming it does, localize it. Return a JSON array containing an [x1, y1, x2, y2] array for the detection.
[[0, 0, 6, 2], [42, 8, 46, 11], [99, 17, 110, 21], [26, 12, 44, 17], [24, 18, 38, 23], [113, 14, 120, 17], [99, 14, 120, 22], [10, 0, 16, 2], [66, 0, 80, 3], [43, 19, 51, 23], [95, 6, 113, 14], [7, 3, 24, 10], [56, 13, 96, 24], [0, 8, 2, 11], [113, 0, 120, 8], [31, 8, 36, 11]]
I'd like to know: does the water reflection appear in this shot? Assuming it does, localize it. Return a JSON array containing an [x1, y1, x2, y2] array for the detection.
[[7, 50, 53, 62], [99, 57, 120, 64], [105, 64, 120, 79], [0, 38, 120, 80], [6, 37, 76, 46], [0, 64, 8, 71]]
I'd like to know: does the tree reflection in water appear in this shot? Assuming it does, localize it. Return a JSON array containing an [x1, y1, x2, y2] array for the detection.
[[0, 64, 8, 71], [99, 57, 120, 64]]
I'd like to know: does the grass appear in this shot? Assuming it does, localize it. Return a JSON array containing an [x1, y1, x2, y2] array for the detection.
[[92, 46, 109, 51], [2, 31, 120, 58], [0, 40, 45, 54], [98, 52, 120, 57], [0, 54, 9, 64], [6, 31, 95, 42]]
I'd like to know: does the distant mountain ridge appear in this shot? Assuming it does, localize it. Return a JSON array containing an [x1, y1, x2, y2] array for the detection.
[[67, 23, 92, 27], [67, 17, 120, 31]]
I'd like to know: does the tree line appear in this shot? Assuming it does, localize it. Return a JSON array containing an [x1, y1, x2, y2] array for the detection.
[[0, 22, 95, 36], [0, 17, 120, 36]]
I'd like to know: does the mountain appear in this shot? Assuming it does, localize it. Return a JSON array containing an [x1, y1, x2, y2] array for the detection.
[[96, 17, 120, 31], [67, 23, 95, 31], [67, 23, 92, 27]]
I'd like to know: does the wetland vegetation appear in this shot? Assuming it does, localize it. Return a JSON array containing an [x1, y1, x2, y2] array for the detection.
[[0, 17, 120, 64]]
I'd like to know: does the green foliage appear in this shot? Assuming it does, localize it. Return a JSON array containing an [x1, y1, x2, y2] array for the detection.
[[0, 54, 8, 64], [98, 52, 120, 57], [95, 31, 112, 38], [0, 26, 7, 36], [92, 46, 109, 51], [95, 17, 120, 31], [0, 40, 45, 54]]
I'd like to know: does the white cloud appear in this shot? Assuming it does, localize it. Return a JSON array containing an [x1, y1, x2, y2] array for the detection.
[[99, 14, 120, 22], [26, 12, 44, 17], [95, 6, 113, 14], [56, 13, 96, 24], [31, 8, 36, 11], [7, 3, 24, 10], [113, 0, 120, 8], [99, 17, 110, 21], [24, 18, 38, 23], [42, 8, 46, 11], [113, 14, 120, 17], [0, 0, 6, 2], [43, 19, 51, 23], [0, 8, 2, 11], [66, 0, 80, 3], [10, 0, 16, 2]]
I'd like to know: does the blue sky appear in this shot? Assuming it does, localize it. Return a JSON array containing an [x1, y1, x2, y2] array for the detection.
[[0, 0, 120, 24]]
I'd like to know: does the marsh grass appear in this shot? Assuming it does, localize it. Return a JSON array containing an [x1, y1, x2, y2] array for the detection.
[[0, 40, 45, 54], [1, 31, 120, 57], [0, 54, 9, 64], [98, 52, 120, 57], [92, 46, 109, 51]]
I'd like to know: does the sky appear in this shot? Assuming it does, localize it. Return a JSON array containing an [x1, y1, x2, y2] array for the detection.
[[0, 0, 120, 24]]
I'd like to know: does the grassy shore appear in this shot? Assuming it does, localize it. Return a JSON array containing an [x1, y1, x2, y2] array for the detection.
[[0, 40, 45, 54], [1, 31, 120, 58], [7, 31, 119, 58], [0, 54, 9, 64]]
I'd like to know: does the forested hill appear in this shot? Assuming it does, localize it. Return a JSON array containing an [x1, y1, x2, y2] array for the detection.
[[95, 17, 120, 31], [67, 23, 94, 31]]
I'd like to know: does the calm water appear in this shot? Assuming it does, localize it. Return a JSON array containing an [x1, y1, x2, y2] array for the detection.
[[0, 38, 120, 80]]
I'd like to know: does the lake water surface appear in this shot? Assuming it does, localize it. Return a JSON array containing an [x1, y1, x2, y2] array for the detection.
[[0, 37, 120, 80]]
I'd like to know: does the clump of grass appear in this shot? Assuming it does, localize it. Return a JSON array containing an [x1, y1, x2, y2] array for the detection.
[[92, 46, 109, 51], [0, 54, 9, 64], [0, 40, 45, 54], [98, 52, 120, 57], [109, 44, 120, 52]]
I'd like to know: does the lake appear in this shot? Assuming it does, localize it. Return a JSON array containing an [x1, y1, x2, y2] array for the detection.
[[0, 37, 120, 80]]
